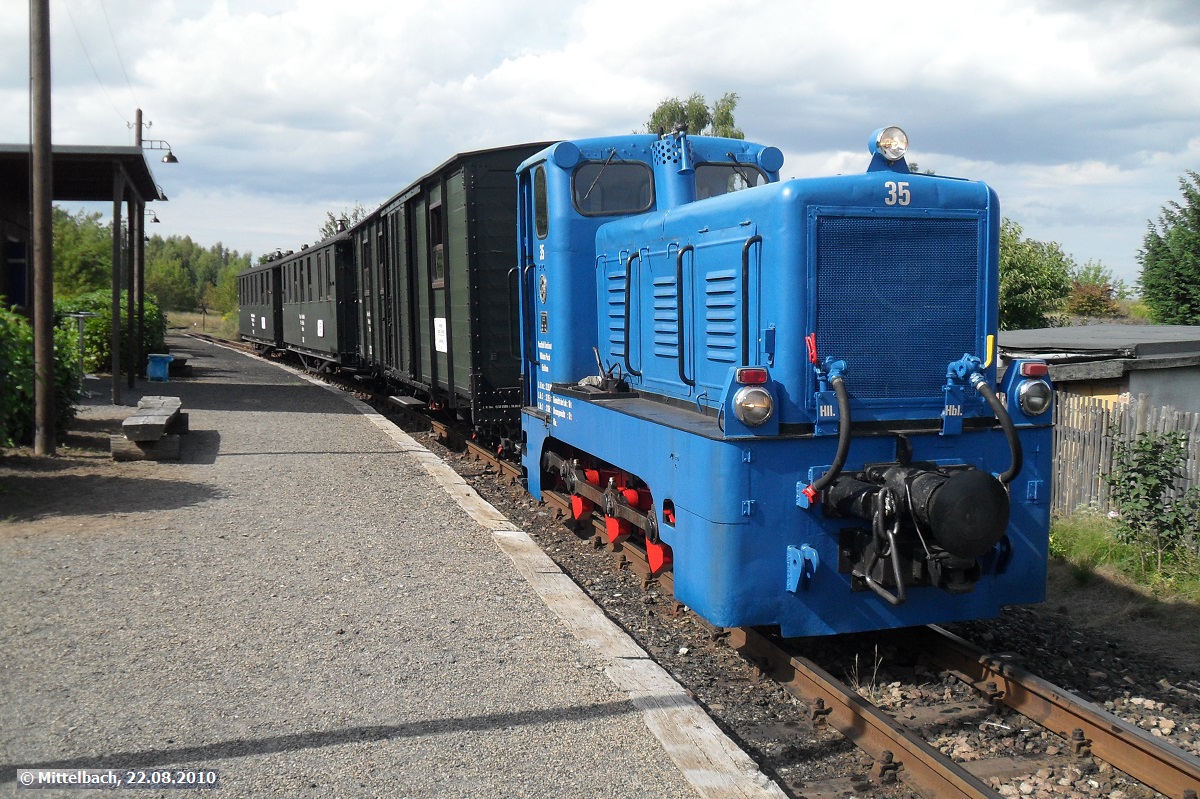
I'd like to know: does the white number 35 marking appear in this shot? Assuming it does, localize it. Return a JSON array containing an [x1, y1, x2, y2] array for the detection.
[[884, 181, 911, 206]]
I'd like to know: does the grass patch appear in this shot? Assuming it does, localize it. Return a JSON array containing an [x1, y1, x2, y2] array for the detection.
[[167, 311, 238, 341], [1051, 510, 1200, 602]]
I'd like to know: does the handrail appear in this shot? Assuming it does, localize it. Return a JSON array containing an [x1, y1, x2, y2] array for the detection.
[[507, 265, 521, 361], [623, 252, 642, 377], [521, 261, 536, 369], [741, 235, 762, 364], [675, 245, 695, 387]]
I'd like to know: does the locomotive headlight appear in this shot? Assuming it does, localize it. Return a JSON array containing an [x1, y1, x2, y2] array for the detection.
[[733, 386, 774, 426], [1017, 379, 1053, 417], [874, 126, 909, 161]]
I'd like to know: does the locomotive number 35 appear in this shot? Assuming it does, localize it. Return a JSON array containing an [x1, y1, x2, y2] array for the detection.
[[884, 180, 911, 206]]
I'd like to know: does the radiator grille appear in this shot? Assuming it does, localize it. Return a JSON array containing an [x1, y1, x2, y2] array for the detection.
[[814, 216, 980, 401]]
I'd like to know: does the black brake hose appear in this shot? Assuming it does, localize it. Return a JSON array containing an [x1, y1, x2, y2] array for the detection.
[[973, 378, 1022, 484], [811, 375, 851, 493]]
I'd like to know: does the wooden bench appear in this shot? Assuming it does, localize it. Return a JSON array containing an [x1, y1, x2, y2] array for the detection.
[[110, 396, 188, 461], [168, 356, 192, 378]]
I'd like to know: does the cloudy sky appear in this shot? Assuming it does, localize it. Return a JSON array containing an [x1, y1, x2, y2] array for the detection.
[[3, 0, 1198, 287]]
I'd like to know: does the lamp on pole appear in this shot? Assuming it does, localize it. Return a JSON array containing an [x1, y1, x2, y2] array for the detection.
[[130, 109, 180, 163], [141, 140, 178, 164], [128, 109, 177, 391]]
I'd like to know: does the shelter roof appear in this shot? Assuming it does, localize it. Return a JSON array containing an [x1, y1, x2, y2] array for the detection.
[[999, 324, 1200, 380], [0, 144, 162, 203]]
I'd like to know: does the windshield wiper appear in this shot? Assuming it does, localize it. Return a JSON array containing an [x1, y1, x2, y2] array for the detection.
[[726, 151, 755, 189], [582, 149, 617, 201]]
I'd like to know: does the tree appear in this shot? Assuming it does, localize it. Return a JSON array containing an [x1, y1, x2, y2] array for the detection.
[[709, 92, 743, 139], [998, 218, 1074, 330], [52, 207, 112, 297], [645, 92, 744, 139], [144, 234, 253, 314], [318, 203, 369, 241], [205, 259, 242, 316], [1065, 260, 1121, 318], [145, 256, 197, 311], [1139, 171, 1200, 324]]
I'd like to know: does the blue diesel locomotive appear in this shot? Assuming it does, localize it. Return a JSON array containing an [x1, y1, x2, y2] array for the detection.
[[517, 128, 1053, 637]]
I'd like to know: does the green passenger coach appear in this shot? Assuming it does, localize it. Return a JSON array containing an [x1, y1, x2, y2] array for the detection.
[[350, 143, 549, 441]]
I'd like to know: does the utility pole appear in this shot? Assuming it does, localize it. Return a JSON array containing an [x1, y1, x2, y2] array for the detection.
[[133, 109, 144, 385], [31, 0, 55, 456]]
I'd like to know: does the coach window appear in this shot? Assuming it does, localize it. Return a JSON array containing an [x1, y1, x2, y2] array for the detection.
[[430, 203, 445, 289], [572, 160, 653, 216], [534, 165, 548, 239], [317, 254, 325, 301], [694, 163, 768, 200]]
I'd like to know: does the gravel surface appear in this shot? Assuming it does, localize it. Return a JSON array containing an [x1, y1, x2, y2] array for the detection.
[[0, 336, 702, 799]]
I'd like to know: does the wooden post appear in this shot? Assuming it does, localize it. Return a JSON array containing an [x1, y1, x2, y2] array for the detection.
[[134, 109, 146, 371], [1135, 393, 1149, 436], [126, 196, 136, 388], [31, 0, 55, 455], [111, 167, 124, 405]]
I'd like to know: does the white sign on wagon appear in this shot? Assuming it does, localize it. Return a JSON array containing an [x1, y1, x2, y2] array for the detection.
[[434, 317, 448, 353]]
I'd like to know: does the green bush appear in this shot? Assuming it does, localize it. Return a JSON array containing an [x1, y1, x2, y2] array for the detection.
[[54, 290, 167, 375], [1105, 428, 1200, 574], [1065, 281, 1120, 318], [0, 308, 81, 447]]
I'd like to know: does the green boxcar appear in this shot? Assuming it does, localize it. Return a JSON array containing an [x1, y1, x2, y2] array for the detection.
[[237, 260, 282, 350], [352, 143, 549, 432]]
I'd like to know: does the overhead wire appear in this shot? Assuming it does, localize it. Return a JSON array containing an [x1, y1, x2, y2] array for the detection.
[[58, 0, 129, 125], [97, 0, 140, 111]]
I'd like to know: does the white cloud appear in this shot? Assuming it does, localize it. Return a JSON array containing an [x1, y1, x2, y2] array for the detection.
[[1, 0, 1196, 286]]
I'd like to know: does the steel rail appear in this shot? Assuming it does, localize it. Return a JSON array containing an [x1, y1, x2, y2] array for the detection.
[[728, 626, 999, 799], [916, 625, 1200, 799], [462, 437, 523, 484]]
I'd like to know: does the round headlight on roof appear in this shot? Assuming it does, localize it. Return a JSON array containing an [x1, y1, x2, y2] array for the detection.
[[874, 126, 909, 161]]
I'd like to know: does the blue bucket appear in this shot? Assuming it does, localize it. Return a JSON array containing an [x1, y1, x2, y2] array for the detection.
[[147, 353, 174, 382]]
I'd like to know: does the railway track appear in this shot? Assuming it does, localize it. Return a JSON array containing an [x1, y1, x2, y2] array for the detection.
[[223, 342, 1200, 799]]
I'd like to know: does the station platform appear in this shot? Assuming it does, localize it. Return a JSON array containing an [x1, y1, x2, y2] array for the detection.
[[0, 334, 785, 798]]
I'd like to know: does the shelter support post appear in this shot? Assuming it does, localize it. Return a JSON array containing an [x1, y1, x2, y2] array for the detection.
[[111, 168, 125, 405], [126, 196, 136, 388]]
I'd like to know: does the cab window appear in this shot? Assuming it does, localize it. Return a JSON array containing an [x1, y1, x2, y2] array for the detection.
[[572, 160, 653, 216], [695, 163, 768, 200], [533, 166, 549, 239]]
